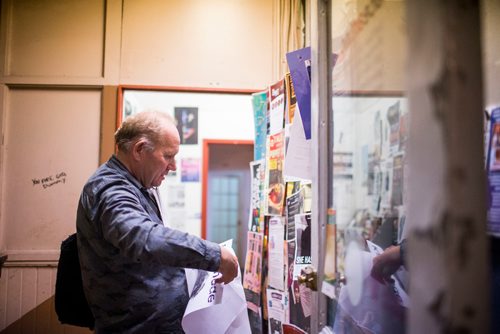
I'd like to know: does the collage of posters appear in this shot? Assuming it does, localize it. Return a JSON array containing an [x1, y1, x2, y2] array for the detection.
[[242, 45, 413, 333], [243, 47, 313, 334]]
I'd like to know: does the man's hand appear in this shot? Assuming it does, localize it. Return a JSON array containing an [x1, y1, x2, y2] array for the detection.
[[215, 246, 239, 284], [370, 245, 402, 284]]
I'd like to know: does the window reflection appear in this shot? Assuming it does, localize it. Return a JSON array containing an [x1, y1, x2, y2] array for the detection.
[[332, 96, 408, 334], [328, 1, 409, 333]]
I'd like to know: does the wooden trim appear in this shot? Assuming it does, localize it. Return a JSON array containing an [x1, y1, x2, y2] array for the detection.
[[116, 84, 124, 129], [101, 85, 118, 164], [201, 139, 254, 239], [0, 254, 7, 278], [3, 262, 57, 268], [3, 250, 59, 267], [4, 250, 59, 261]]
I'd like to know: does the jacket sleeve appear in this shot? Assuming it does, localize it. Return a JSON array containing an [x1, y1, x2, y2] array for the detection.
[[95, 183, 221, 272]]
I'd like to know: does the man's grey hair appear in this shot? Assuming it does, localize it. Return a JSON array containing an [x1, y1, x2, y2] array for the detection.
[[115, 110, 176, 153]]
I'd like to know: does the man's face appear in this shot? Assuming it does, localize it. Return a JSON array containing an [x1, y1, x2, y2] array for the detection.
[[137, 128, 179, 188]]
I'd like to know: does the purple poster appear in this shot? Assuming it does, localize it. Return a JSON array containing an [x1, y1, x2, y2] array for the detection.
[[286, 48, 338, 140], [286, 47, 312, 139]]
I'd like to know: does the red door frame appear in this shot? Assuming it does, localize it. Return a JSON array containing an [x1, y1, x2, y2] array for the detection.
[[201, 139, 254, 239]]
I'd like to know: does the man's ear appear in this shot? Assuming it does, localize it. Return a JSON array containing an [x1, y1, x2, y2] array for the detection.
[[131, 139, 147, 160]]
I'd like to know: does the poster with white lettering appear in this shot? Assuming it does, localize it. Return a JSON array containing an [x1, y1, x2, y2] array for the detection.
[[268, 79, 285, 136], [293, 213, 311, 279], [182, 240, 251, 334]]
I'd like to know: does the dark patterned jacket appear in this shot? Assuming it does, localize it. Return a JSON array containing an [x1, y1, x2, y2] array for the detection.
[[77, 155, 220, 333]]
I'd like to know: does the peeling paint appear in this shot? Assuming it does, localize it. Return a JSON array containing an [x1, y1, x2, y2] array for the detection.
[[426, 288, 476, 334], [413, 211, 476, 268]]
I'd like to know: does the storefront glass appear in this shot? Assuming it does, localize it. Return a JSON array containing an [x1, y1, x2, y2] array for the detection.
[[324, 1, 409, 332]]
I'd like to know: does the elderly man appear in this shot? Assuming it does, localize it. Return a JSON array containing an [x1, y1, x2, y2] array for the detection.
[[77, 111, 238, 333]]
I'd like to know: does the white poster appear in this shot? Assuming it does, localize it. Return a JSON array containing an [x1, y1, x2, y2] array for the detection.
[[268, 216, 285, 291], [266, 288, 289, 334], [182, 240, 251, 334]]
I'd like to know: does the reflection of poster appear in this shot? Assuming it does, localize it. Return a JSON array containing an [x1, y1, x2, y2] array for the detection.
[[367, 157, 376, 195], [387, 101, 400, 155], [399, 112, 409, 152], [374, 110, 383, 159], [486, 107, 500, 236], [333, 152, 353, 178], [249, 160, 266, 232], [380, 160, 393, 211], [181, 158, 200, 182], [371, 164, 383, 214], [175, 107, 198, 145], [391, 154, 404, 207]]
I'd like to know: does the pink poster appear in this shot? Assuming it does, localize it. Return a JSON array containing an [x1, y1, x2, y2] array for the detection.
[[181, 158, 200, 182]]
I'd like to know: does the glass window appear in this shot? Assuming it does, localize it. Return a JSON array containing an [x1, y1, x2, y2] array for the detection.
[[209, 176, 240, 248], [327, 1, 409, 333]]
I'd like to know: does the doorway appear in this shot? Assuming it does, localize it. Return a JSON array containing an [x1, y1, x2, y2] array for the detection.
[[202, 139, 254, 269]]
